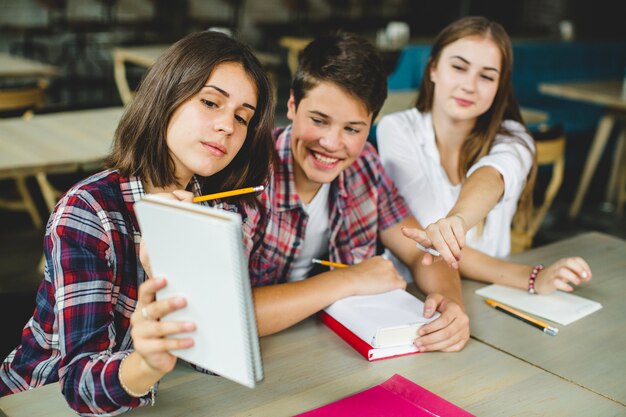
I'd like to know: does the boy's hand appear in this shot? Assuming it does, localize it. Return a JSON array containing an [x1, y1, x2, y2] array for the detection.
[[413, 293, 469, 352], [342, 256, 407, 296]]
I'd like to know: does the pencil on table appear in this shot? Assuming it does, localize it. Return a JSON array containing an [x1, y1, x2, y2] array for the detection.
[[193, 185, 264, 203], [485, 298, 558, 336], [312, 258, 348, 268]]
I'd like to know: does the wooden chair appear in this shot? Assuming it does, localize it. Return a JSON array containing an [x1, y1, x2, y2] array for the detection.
[[606, 127, 626, 213], [511, 125, 566, 253], [0, 80, 48, 229], [0, 80, 46, 115], [616, 133, 626, 213]]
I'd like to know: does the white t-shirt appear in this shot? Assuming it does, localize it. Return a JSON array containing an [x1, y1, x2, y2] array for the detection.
[[377, 108, 534, 258], [288, 183, 331, 282]]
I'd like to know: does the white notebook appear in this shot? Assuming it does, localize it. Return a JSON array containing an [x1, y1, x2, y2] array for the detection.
[[134, 195, 262, 388], [475, 284, 602, 325], [324, 289, 439, 348]]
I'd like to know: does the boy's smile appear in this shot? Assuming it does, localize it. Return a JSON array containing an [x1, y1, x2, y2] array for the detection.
[[287, 81, 372, 203]]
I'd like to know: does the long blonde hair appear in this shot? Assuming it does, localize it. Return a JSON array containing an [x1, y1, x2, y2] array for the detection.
[[416, 16, 536, 230]]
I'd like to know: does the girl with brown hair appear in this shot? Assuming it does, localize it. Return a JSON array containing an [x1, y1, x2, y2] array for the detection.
[[0, 30, 274, 416]]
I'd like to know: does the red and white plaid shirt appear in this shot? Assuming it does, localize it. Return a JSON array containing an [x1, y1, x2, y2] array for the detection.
[[245, 126, 411, 286], [0, 170, 232, 416]]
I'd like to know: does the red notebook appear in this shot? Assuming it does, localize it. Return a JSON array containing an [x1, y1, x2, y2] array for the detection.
[[319, 311, 420, 361], [294, 374, 475, 416]]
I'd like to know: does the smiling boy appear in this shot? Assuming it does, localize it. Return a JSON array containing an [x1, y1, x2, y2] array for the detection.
[[246, 33, 469, 353]]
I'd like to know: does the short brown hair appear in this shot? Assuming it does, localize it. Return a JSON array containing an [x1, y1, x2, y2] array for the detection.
[[106, 31, 275, 197], [291, 32, 387, 121]]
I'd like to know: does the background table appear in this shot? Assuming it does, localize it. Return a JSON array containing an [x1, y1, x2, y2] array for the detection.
[[539, 80, 626, 217], [0, 53, 58, 80], [464, 231, 626, 405], [0, 107, 123, 210]]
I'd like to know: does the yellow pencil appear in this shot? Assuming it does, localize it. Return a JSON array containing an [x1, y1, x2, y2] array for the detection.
[[312, 258, 348, 268], [193, 185, 264, 203], [485, 298, 558, 336]]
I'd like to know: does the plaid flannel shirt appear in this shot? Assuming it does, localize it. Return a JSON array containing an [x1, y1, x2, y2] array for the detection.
[[245, 126, 411, 286], [0, 170, 216, 416]]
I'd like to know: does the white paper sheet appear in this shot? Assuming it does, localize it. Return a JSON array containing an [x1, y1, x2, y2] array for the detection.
[[475, 284, 602, 325]]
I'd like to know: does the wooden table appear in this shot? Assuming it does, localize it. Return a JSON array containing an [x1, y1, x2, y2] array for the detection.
[[112, 45, 281, 105], [2, 233, 624, 416], [0, 53, 58, 79], [0, 107, 123, 210], [539, 80, 626, 217], [0, 318, 622, 416], [464, 231, 626, 406]]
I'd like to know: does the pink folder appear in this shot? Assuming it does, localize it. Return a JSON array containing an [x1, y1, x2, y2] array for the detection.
[[294, 374, 474, 417]]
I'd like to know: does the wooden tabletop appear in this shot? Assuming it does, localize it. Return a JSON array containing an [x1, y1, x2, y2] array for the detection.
[[2, 233, 625, 416], [539, 80, 626, 111], [0, 317, 622, 416], [0, 107, 123, 179], [0, 53, 59, 79], [464, 231, 626, 405]]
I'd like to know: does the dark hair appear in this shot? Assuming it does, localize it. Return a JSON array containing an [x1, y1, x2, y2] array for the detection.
[[291, 32, 387, 121], [106, 31, 275, 199], [416, 16, 536, 230]]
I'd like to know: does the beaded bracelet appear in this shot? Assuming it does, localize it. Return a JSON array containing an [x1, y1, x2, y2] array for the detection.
[[119, 354, 155, 403], [527, 264, 544, 294]]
